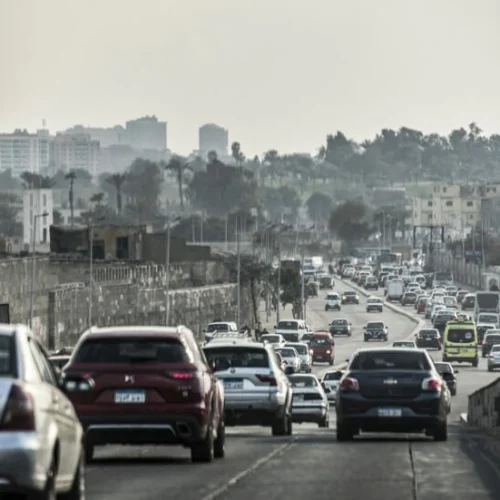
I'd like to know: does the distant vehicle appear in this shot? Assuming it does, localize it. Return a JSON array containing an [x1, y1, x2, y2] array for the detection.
[[289, 374, 329, 427], [363, 321, 388, 342], [386, 280, 404, 302], [364, 276, 379, 290], [366, 297, 383, 313], [284, 342, 312, 373], [433, 362, 458, 396], [487, 344, 500, 372], [64, 325, 226, 463], [275, 347, 301, 374], [481, 331, 500, 357], [261, 333, 286, 347], [442, 320, 478, 367], [325, 292, 341, 311], [477, 313, 500, 329], [321, 370, 344, 402], [461, 294, 475, 311], [310, 332, 335, 365], [275, 320, 308, 343], [392, 341, 416, 348], [401, 291, 417, 306], [329, 318, 352, 337], [341, 291, 359, 305], [336, 348, 451, 441], [416, 329, 441, 350], [204, 321, 238, 343], [319, 275, 334, 289]]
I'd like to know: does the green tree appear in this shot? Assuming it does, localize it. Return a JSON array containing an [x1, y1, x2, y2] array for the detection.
[[328, 200, 374, 248], [105, 173, 127, 213], [0, 194, 21, 236], [231, 142, 245, 166], [164, 155, 191, 210], [306, 192, 332, 222]]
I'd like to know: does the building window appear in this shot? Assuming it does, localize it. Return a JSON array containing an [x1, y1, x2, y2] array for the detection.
[[467, 201, 473, 207], [442, 187, 447, 193], [30, 193, 33, 206], [428, 214, 432, 221], [42, 228, 47, 243], [469, 214, 474, 219], [43, 194, 46, 207], [427, 201, 433, 207], [446, 200, 452, 207]]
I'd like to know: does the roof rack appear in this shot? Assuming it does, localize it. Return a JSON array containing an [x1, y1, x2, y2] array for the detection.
[[210, 332, 251, 340]]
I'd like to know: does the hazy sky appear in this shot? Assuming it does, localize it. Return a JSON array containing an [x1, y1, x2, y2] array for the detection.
[[1, 0, 499, 155]]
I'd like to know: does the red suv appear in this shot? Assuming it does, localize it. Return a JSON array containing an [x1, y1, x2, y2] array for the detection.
[[310, 331, 335, 365], [61, 326, 225, 463]]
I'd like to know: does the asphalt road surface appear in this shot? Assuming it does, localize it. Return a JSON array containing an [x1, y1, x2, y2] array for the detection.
[[86, 281, 500, 500]]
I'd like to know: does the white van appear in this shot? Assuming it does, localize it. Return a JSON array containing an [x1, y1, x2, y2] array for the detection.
[[275, 319, 308, 342], [386, 280, 404, 302], [204, 321, 238, 342], [325, 292, 341, 311]]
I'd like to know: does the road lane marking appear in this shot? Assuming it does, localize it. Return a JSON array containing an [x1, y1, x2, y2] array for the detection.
[[200, 438, 297, 500]]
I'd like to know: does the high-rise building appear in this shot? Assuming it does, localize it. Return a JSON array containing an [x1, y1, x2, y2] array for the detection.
[[23, 188, 54, 248], [63, 124, 127, 148], [0, 129, 51, 176], [51, 133, 100, 177], [125, 115, 167, 151], [199, 123, 229, 158]]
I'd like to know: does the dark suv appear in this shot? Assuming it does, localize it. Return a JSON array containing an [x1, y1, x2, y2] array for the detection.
[[481, 332, 500, 357], [341, 291, 359, 305], [62, 326, 225, 463], [416, 329, 441, 349]]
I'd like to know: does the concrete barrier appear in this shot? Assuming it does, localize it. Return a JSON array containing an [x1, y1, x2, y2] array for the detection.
[[466, 377, 500, 436]]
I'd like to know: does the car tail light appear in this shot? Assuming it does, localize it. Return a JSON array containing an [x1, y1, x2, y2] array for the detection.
[[489, 353, 495, 358], [339, 377, 359, 391], [0, 382, 35, 431], [421, 377, 442, 391], [256, 375, 277, 386], [168, 371, 198, 380]]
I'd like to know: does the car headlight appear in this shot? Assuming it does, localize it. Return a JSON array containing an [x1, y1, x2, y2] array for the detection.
[[326, 350, 331, 354]]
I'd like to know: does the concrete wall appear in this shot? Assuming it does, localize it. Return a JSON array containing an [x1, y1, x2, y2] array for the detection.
[[47, 283, 254, 349], [467, 377, 500, 436]]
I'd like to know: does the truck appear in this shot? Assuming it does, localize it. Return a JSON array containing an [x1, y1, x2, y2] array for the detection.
[[386, 279, 405, 302], [474, 291, 500, 322]]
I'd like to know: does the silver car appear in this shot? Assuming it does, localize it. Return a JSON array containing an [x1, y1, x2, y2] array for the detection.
[[284, 342, 312, 373], [488, 344, 500, 371], [275, 347, 301, 374], [0, 324, 85, 498], [289, 374, 329, 427], [203, 338, 293, 436]]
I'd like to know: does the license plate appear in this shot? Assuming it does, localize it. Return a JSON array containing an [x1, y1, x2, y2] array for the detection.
[[378, 408, 402, 417], [224, 380, 243, 390], [114, 389, 146, 404]]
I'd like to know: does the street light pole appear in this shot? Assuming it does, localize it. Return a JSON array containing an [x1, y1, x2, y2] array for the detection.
[[88, 224, 94, 327], [29, 211, 48, 327], [301, 248, 305, 321], [236, 217, 241, 327], [164, 216, 180, 325]]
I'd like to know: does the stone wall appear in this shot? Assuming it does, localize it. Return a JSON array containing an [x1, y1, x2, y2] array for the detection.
[[47, 283, 254, 349]]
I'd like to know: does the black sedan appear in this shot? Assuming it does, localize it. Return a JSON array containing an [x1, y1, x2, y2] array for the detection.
[[415, 329, 441, 349], [336, 347, 450, 441]]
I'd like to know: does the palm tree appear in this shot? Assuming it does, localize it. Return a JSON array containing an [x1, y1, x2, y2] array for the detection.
[[90, 192, 104, 206], [106, 173, 126, 213], [65, 171, 77, 225], [165, 155, 191, 210]]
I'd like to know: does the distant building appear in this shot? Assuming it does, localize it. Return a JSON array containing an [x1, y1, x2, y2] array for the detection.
[[125, 116, 167, 151], [51, 133, 100, 177], [0, 129, 51, 176], [23, 189, 54, 249], [63, 124, 127, 148], [199, 124, 229, 158]]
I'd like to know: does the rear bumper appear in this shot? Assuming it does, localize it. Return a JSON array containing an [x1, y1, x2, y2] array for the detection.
[[366, 306, 383, 311], [291, 406, 327, 422], [416, 340, 441, 348], [80, 412, 209, 446], [312, 353, 334, 362], [0, 432, 50, 494], [223, 392, 286, 426]]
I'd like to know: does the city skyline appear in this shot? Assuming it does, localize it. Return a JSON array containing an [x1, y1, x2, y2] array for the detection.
[[1, 0, 499, 156]]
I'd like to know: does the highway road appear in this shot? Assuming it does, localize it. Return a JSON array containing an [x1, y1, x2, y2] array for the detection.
[[86, 281, 500, 500]]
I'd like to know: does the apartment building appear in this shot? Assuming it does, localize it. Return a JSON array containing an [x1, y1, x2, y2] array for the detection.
[[0, 129, 51, 176], [23, 188, 54, 249], [51, 133, 100, 177], [199, 123, 229, 158]]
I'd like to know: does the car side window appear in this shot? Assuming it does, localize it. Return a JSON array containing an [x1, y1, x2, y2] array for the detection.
[[28, 338, 57, 386]]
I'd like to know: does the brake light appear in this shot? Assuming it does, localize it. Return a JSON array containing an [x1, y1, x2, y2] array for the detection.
[[339, 377, 359, 391], [256, 375, 277, 386], [168, 371, 198, 380], [422, 377, 442, 391], [0, 382, 35, 431]]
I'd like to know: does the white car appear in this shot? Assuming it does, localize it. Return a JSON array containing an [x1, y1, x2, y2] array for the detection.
[[325, 292, 341, 311], [0, 324, 85, 498], [275, 346, 301, 374], [289, 373, 329, 427], [321, 370, 344, 402], [261, 333, 286, 347], [392, 341, 417, 348]]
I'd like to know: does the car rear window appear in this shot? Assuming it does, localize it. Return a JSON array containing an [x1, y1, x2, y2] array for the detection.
[[290, 375, 317, 387], [206, 323, 229, 332], [350, 351, 431, 371], [446, 329, 475, 343], [434, 362, 452, 373], [277, 321, 299, 330], [344, 292, 356, 296], [479, 315, 498, 324], [420, 330, 438, 337], [203, 347, 269, 368], [276, 348, 295, 357], [0, 335, 15, 376], [287, 344, 307, 354], [367, 322, 384, 329], [262, 335, 280, 342], [485, 335, 500, 343], [73, 338, 189, 363], [323, 371, 343, 381], [332, 319, 347, 325]]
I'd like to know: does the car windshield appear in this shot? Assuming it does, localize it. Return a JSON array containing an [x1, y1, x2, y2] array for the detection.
[[204, 346, 270, 368], [443, 297, 455, 304], [446, 329, 475, 344], [485, 334, 500, 343], [287, 344, 308, 355], [327, 295, 339, 300], [344, 292, 356, 296], [479, 315, 498, 324], [436, 314, 456, 322], [206, 323, 229, 332], [0, 335, 14, 376], [301, 333, 312, 341], [323, 371, 343, 381], [332, 319, 347, 325], [420, 330, 438, 337], [73, 338, 189, 363], [290, 375, 318, 388], [310, 337, 330, 346], [367, 322, 384, 329], [277, 348, 295, 357], [262, 335, 280, 343], [350, 351, 431, 370], [277, 321, 299, 330]]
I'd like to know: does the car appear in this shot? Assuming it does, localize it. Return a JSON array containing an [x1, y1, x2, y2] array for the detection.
[[204, 335, 293, 436], [284, 342, 312, 373], [289, 374, 329, 427], [392, 341, 417, 348], [48, 353, 72, 371], [275, 346, 301, 374], [476, 323, 497, 344], [319, 275, 334, 289], [321, 370, 345, 402], [433, 310, 458, 333], [364, 276, 379, 290], [261, 333, 286, 347], [63, 325, 226, 463], [416, 296, 429, 314], [301, 332, 313, 345], [461, 294, 475, 311], [324, 292, 341, 311], [433, 362, 458, 396], [310, 331, 335, 365], [203, 321, 238, 343], [487, 344, 500, 371], [363, 321, 388, 342], [481, 331, 500, 357], [366, 297, 383, 312], [442, 296, 458, 309], [329, 318, 352, 337], [415, 328, 441, 349], [0, 324, 85, 498], [456, 290, 468, 303], [401, 292, 417, 306], [341, 291, 359, 305], [336, 347, 451, 441]]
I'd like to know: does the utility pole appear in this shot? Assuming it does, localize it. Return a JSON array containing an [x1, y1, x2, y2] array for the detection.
[[88, 216, 105, 327], [236, 216, 241, 327], [29, 211, 48, 327], [164, 216, 181, 325], [412, 224, 445, 271]]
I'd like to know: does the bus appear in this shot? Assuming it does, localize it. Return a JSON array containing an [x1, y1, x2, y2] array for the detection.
[[433, 271, 453, 288], [376, 252, 402, 269]]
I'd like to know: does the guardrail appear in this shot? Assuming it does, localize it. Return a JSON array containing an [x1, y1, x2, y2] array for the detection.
[[467, 377, 500, 435]]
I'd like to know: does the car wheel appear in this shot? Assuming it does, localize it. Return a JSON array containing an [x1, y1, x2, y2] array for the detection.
[[286, 415, 293, 435], [364, 337, 368, 342], [214, 418, 226, 458], [318, 415, 329, 428], [84, 442, 94, 464], [488, 366, 493, 372], [336, 421, 354, 441], [191, 421, 215, 463], [35, 457, 56, 500], [59, 450, 86, 500], [272, 411, 288, 436], [451, 389, 457, 396], [433, 420, 448, 441], [329, 359, 334, 365], [472, 359, 479, 368]]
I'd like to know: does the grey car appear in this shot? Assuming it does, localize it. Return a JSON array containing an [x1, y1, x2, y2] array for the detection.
[[284, 342, 312, 373], [0, 324, 85, 498]]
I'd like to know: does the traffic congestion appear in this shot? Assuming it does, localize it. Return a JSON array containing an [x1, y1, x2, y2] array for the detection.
[[2, 255, 500, 499]]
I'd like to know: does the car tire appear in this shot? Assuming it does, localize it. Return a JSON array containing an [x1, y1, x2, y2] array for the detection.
[[488, 366, 493, 372], [325, 307, 329, 311], [286, 415, 293, 435], [336, 421, 354, 441], [472, 359, 479, 368], [272, 411, 288, 436], [84, 442, 94, 464], [191, 421, 215, 463], [214, 418, 226, 459], [59, 450, 86, 500], [451, 389, 457, 396], [329, 359, 334, 366], [364, 337, 368, 342], [318, 415, 329, 428], [433, 420, 448, 441]]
